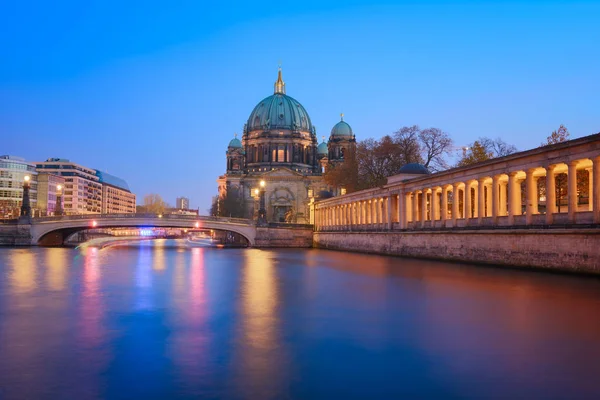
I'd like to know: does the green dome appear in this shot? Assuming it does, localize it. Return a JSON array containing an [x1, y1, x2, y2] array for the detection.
[[247, 93, 314, 133], [331, 115, 353, 137], [317, 141, 328, 155], [228, 137, 242, 148]]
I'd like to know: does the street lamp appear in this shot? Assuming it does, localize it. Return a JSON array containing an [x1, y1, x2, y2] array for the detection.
[[20, 175, 32, 219], [55, 184, 63, 216], [257, 180, 267, 225]]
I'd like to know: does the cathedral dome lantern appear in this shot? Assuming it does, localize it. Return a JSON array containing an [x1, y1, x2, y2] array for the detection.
[[246, 68, 315, 134], [228, 135, 242, 149]]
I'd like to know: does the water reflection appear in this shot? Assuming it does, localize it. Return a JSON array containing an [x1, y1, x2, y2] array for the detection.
[[232, 249, 288, 398], [45, 248, 68, 291], [9, 250, 37, 293], [1, 246, 600, 399]]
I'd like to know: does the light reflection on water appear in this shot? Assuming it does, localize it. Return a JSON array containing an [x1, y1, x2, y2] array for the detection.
[[0, 240, 600, 399]]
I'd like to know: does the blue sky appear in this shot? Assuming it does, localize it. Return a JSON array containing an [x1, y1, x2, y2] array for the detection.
[[2, 1, 599, 212]]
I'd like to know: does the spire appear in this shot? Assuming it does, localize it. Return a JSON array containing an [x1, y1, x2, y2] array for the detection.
[[340, 113, 344, 121], [274, 66, 286, 94]]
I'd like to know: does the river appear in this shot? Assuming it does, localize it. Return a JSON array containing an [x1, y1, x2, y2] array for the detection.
[[1, 240, 599, 399]]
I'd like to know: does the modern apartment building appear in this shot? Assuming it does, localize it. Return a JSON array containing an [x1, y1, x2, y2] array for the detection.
[[95, 170, 136, 214], [36, 159, 102, 215], [0, 155, 38, 218], [176, 196, 189, 209], [36, 173, 66, 216]]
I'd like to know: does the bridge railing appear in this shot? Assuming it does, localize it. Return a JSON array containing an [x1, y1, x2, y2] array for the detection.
[[32, 213, 254, 225]]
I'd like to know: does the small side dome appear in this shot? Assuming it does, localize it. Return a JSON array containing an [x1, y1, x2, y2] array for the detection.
[[228, 137, 242, 148], [399, 163, 430, 174], [330, 114, 353, 138], [317, 141, 328, 156]]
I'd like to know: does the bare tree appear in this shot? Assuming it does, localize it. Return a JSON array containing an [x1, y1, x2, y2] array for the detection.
[[479, 137, 518, 157], [418, 127, 453, 171]]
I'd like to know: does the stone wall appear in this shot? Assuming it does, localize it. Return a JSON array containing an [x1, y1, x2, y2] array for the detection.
[[314, 229, 600, 274], [0, 223, 32, 246], [255, 226, 313, 248]]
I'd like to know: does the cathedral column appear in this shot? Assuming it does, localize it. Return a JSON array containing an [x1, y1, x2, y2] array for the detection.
[[546, 165, 556, 225], [526, 168, 538, 225], [568, 161, 578, 223]]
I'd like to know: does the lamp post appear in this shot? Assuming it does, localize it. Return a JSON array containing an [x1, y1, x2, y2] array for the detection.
[[55, 184, 63, 216], [257, 180, 267, 226], [20, 175, 32, 219]]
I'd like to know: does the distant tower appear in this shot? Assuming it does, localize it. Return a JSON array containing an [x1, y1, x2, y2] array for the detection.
[[328, 113, 356, 163], [226, 133, 245, 174], [317, 136, 329, 173], [176, 196, 189, 209]]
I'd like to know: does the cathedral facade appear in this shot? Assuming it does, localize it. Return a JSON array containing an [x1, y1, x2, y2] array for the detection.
[[217, 69, 355, 223]]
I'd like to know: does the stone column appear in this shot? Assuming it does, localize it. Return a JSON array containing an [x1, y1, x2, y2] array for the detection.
[[452, 183, 460, 227], [568, 161, 578, 223], [526, 169, 537, 225], [473, 182, 479, 218], [441, 186, 448, 227], [546, 165, 556, 225], [587, 167, 593, 212], [499, 182, 507, 216], [421, 189, 428, 228], [402, 192, 410, 229], [386, 196, 392, 230], [594, 156, 600, 223], [485, 184, 492, 218], [431, 187, 439, 226], [465, 181, 472, 221], [492, 175, 500, 223], [413, 191, 419, 224], [478, 178, 486, 224]]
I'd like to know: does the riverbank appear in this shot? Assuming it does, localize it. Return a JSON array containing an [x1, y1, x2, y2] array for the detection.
[[314, 228, 600, 274]]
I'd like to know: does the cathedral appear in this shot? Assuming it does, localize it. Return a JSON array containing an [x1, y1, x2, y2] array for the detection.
[[217, 68, 356, 223]]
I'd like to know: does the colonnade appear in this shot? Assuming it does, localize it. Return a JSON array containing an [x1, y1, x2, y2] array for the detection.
[[315, 154, 600, 231]]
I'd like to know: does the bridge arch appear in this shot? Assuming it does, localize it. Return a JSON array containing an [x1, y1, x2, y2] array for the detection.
[[30, 215, 257, 247]]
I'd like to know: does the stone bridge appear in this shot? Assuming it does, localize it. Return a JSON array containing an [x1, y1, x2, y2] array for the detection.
[[0, 214, 313, 247]]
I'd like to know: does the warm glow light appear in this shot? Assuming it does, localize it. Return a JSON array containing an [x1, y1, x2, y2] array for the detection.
[[194, 222, 200, 228], [91, 220, 98, 228], [57, 184, 62, 191], [158, 214, 163, 218], [260, 180, 266, 188], [254, 188, 259, 196], [24, 175, 30, 182]]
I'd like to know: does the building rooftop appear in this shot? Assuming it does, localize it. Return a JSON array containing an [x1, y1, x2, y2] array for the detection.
[[95, 170, 131, 191]]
